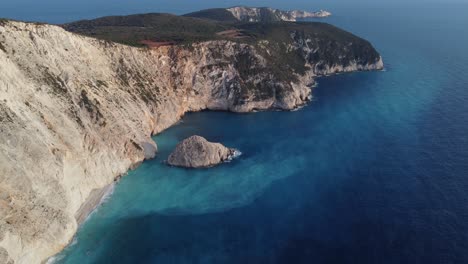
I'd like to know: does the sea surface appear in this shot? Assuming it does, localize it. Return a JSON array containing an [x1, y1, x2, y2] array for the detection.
[[41, 2, 468, 264]]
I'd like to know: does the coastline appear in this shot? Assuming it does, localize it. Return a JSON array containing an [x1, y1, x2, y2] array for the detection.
[[42, 58, 383, 262], [43, 101, 305, 262], [74, 184, 115, 226], [0, 19, 383, 264]]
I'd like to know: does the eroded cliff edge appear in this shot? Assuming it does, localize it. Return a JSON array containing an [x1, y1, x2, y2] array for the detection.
[[0, 20, 382, 263]]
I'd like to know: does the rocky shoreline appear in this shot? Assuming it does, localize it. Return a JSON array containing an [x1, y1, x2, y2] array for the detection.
[[74, 184, 115, 226], [0, 19, 382, 264]]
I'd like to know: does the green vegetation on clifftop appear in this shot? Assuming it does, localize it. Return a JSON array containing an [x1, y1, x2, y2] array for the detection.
[[183, 8, 238, 22], [63, 13, 231, 46], [62, 12, 381, 82]]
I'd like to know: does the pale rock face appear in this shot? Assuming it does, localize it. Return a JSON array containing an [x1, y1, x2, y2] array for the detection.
[[276, 9, 332, 21], [167, 136, 236, 168], [0, 20, 382, 264], [227, 7, 263, 22], [227, 7, 331, 22]]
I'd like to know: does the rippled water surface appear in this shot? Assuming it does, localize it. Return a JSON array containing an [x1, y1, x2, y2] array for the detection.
[[54, 3, 468, 264]]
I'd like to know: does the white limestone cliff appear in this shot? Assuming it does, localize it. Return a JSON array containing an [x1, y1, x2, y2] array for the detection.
[[227, 7, 331, 22]]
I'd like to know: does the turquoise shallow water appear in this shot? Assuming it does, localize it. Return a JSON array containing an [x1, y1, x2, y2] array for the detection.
[[51, 3, 468, 264]]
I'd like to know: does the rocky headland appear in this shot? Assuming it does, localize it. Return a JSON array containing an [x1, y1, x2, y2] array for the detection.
[[167, 136, 237, 168], [0, 10, 382, 264]]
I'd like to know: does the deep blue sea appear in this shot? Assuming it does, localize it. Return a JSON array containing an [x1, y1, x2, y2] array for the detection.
[[29, 1, 468, 263]]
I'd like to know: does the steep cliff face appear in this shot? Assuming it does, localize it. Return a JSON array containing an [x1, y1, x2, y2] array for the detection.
[[0, 20, 382, 264]]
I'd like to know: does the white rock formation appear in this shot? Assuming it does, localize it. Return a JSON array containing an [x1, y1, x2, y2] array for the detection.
[[227, 6, 331, 22], [0, 20, 382, 264]]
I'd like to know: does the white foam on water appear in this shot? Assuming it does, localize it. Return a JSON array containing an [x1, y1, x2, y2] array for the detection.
[[226, 149, 242, 162]]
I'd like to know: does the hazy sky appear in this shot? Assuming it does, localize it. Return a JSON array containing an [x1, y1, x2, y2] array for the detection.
[[1, 0, 467, 23]]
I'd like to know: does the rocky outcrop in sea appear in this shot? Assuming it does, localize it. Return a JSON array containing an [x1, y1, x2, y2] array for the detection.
[[167, 136, 237, 168]]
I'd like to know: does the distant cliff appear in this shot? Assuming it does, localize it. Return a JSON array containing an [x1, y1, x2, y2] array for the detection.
[[227, 6, 331, 22], [184, 6, 331, 22], [0, 15, 382, 264]]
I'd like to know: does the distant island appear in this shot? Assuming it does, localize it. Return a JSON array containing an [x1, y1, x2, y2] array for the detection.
[[0, 7, 381, 264]]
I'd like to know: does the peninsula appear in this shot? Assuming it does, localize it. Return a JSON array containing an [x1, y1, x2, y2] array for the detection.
[[0, 7, 382, 264]]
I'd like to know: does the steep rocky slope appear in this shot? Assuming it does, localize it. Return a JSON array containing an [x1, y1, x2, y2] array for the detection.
[[0, 19, 382, 264]]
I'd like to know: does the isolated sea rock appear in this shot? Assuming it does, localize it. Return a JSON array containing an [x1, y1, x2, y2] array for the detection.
[[168, 136, 238, 168]]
